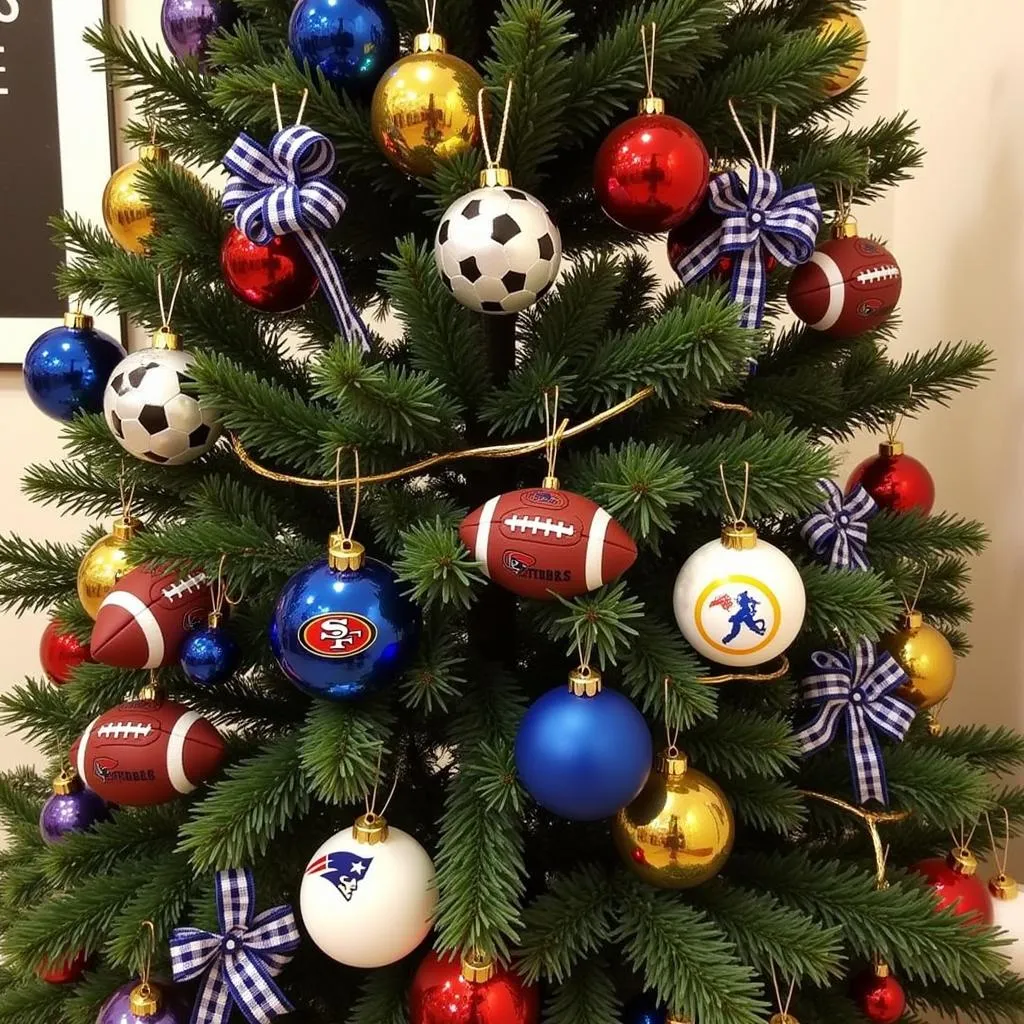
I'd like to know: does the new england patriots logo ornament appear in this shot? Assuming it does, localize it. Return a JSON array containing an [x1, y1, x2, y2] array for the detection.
[[305, 850, 373, 901]]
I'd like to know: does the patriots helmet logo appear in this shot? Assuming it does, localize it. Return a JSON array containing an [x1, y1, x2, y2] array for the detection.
[[305, 850, 373, 901]]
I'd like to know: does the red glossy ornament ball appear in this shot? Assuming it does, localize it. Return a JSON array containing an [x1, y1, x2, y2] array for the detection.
[[594, 111, 709, 234], [847, 442, 934, 515], [667, 202, 777, 283], [852, 965, 906, 1024], [36, 950, 87, 984], [220, 227, 319, 313], [410, 951, 539, 1024], [40, 619, 91, 685], [913, 850, 994, 925]]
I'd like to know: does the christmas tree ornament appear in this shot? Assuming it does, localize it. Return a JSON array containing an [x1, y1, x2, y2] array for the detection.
[[40, 767, 110, 844], [23, 311, 125, 421], [986, 811, 1024, 973], [613, 747, 734, 888], [852, 963, 905, 1024], [435, 82, 561, 314], [288, 0, 398, 93], [515, 662, 652, 821], [219, 227, 319, 313], [103, 144, 174, 254], [77, 514, 142, 620], [171, 868, 300, 1024], [881, 611, 956, 711], [161, 0, 238, 66], [410, 950, 540, 1024], [300, 811, 438, 967], [787, 215, 901, 338], [371, 5, 486, 177], [668, 201, 777, 284], [40, 619, 91, 684], [73, 693, 225, 806], [912, 845, 994, 925], [594, 25, 708, 234], [223, 117, 371, 349], [97, 981, 186, 1024], [795, 638, 915, 805], [800, 479, 878, 571], [847, 440, 934, 516], [819, 11, 868, 98], [622, 995, 666, 1024], [180, 559, 240, 686], [36, 951, 88, 985]]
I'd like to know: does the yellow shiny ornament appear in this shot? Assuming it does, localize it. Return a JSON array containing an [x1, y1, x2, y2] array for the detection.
[[881, 610, 957, 710], [370, 32, 486, 177], [102, 144, 171, 254], [818, 11, 868, 98], [613, 749, 734, 888], [77, 515, 142, 619]]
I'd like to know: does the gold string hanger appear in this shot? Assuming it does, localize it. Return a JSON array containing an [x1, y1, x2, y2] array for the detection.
[[208, 554, 243, 628], [477, 80, 514, 186], [568, 621, 601, 697], [271, 83, 310, 131], [719, 460, 751, 528], [638, 22, 665, 115], [885, 384, 914, 449], [354, 744, 398, 844], [901, 564, 927, 621], [947, 815, 983, 874], [985, 807, 1017, 897], [423, 0, 438, 33], [662, 676, 682, 758], [328, 448, 366, 571], [130, 920, 162, 1016], [728, 99, 778, 172], [117, 459, 139, 527], [768, 961, 798, 1024], [542, 386, 569, 489]]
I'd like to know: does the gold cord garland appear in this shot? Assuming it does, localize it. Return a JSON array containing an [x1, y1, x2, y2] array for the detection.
[[697, 655, 790, 685]]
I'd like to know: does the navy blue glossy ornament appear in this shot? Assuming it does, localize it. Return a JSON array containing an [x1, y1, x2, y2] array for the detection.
[[39, 770, 110, 845], [515, 666, 653, 821], [288, 0, 398, 93], [270, 534, 420, 701], [24, 312, 125, 421], [181, 612, 239, 686], [622, 995, 666, 1024]]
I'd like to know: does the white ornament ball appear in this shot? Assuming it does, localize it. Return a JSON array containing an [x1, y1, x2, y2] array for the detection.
[[673, 526, 806, 668], [434, 184, 561, 314], [104, 346, 221, 465], [990, 879, 1024, 975], [300, 815, 437, 968]]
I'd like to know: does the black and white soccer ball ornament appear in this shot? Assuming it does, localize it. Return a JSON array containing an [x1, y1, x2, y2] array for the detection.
[[103, 330, 221, 465], [434, 171, 562, 315]]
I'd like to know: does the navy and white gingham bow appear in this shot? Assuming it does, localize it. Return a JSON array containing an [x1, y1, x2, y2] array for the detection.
[[170, 868, 300, 1024], [794, 639, 915, 805], [223, 125, 370, 350], [674, 168, 822, 328], [800, 479, 879, 570]]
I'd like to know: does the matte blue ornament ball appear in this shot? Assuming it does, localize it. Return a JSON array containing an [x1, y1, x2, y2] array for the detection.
[[270, 539, 420, 701], [39, 784, 110, 845], [180, 619, 238, 686], [515, 672, 653, 821], [288, 0, 398, 93], [24, 313, 125, 422]]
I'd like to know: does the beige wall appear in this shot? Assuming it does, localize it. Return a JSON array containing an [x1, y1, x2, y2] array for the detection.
[[2, 1, 1022, 804]]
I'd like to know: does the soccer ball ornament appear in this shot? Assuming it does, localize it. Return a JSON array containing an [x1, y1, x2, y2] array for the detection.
[[410, 950, 540, 1024], [989, 872, 1024, 975], [300, 812, 437, 968], [673, 525, 806, 668], [435, 169, 561, 315], [104, 330, 221, 465]]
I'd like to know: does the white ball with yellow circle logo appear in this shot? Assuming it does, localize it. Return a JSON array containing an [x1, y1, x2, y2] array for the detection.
[[672, 526, 806, 668]]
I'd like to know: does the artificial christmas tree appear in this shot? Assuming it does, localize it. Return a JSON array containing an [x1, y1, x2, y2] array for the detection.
[[0, 2, 1020, 1024]]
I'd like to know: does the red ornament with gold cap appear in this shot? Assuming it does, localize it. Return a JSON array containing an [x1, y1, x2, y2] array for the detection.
[[35, 950, 89, 985], [912, 844, 994, 925], [852, 962, 906, 1024], [848, 438, 935, 515]]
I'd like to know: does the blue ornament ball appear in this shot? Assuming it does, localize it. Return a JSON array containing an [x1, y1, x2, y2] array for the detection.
[[623, 995, 666, 1024], [288, 0, 398, 93], [270, 544, 420, 701], [23, 314, 125, 422], [180, 621, 239, 686], [515, 673, 653, 820], [39, 783, 110, 845]]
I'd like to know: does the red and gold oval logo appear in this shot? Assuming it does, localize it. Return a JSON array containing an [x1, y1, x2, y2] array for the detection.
[[298, 613, 377, 659]]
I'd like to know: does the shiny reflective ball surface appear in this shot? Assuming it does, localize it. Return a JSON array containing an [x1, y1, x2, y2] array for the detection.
[[161, 0, 238, 64], [102, 146, 170, 254], [180, 624, 239, 686], [847, 447, 934, 515], [39, 788, 110, 845], [35, 951, 88, 985], [409, 951, 540, 1024], [882, 615, 956, 710], [852, 968, 905, 1024], [220, 227, 319, 313], [40, 619, 91, 685], [96, 982, 187, 1024], [912, 856, 993, 925], [819, 11, 868, 98]]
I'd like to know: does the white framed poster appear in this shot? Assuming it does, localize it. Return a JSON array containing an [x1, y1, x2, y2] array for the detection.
[[0, 0, 119, 364]]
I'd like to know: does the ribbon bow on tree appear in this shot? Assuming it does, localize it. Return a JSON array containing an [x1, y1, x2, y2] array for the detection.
[[223, 124, 371, 351], [170, 868, 300, 1024], [794, 639, 915, 805], [800, 479, 879, 570]]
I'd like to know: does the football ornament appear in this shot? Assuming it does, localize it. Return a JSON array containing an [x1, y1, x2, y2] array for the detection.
[[787, 217, 902, 338], [300, 813, 437, 968], [673, 525, 806, 668], [71, 695, 225, 806], [91, 564, 213, 669], [104, 329, 221, 465]]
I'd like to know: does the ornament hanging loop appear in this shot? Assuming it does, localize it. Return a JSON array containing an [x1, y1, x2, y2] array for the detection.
[[130, 920, 162, 1016], [719, 461, 751, 529], [271, 83, 310, 131], [329, 448, 365, 571], [155, 269, 184, 335], [639, 23, 664, 113], [663, 676, 682, 757], [769, 961, 797, 1024], [543, 386, 569, 489], [358, 743, 398, 840], [727, 99, 777, 171], [985, 807, 1014, 892], [478, 80, 514, 182]]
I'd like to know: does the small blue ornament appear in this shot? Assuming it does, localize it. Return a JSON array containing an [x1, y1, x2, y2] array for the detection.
[[515, 667, 653, 820], [270, 536, 420, 701], [623, 994, 666, 1024], [23, 313, 125, 421], [181, 614, 239, 686], [288, 0, 398, 93]]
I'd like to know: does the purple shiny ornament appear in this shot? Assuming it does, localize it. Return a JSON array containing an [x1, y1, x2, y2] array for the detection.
[[161, 0, 238, 65], [39, 788, 110, 845], [97, 982, 187, 1024]]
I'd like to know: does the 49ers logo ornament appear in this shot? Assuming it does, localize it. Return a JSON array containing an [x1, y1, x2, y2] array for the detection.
[[299, 613, 377, 658]]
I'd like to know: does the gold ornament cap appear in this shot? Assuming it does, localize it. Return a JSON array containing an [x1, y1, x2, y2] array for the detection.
[[949, 846, 978, 877], [542, 475, 560, 490], [137, 681, 164, 701], [328, 532, 366, 571], [666, 1015, 694, 1024], [130, 981, 162, 1017], [413, 31, 446, 53], [904, 610, 924, 629], [352, 813, 390, 845], [879, 440, 904, 457], [208, 610, 223, 630], [990, 873, 1019, 901], [151, 329, 181, 351], [657, 749, 689, 777], [770, 1015, 799, 1024], [568, 665, 602, 697], [138, 144, 169, 164], [874, 962, 891, 979], [927, 711, 943, 737], [638, 96, 666, 115], [52, 768, 81, 796], [112, 514, 141, 542], [721, 524, 758, 550], [833, 213, 859, 238], [460, 950, 496, 983], [480, 167, 512, 188], [64, 311, 93, 330]]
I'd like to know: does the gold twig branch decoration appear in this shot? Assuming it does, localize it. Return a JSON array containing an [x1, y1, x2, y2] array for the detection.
[[697, 655, 789, 685]]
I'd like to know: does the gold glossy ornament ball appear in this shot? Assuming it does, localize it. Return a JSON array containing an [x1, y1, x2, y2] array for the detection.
[[882, 611, 957, 710], [77, 515, 142, 619], [102, 144, 170, 254], [818, 11, 868, 98], [371, 33, 486, 177], [613, 749, 734, 888]]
